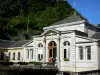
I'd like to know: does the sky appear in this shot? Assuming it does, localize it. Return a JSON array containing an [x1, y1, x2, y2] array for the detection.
[[67, 0, 100, 25]]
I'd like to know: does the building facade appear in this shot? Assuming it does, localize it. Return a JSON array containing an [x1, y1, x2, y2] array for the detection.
[[0, 13, 100, 74]]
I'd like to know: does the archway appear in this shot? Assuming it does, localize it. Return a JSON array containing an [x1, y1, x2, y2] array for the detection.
[[48, 41, 57, 62]]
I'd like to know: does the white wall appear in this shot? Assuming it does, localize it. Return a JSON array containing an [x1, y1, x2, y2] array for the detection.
[[26, 29, 99, 72], [60, 32, 76, 71], [75, 36, 99, 72], [55, 24, 85, 32]]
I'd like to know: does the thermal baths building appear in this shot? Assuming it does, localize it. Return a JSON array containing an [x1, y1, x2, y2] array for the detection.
[[0, 13, 100, 74]]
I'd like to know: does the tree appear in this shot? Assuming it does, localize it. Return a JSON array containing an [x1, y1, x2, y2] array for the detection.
[[97, 24, 100, 27]]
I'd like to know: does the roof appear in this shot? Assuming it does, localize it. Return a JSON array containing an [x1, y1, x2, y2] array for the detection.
[[53, 13, 83, 25], [10, 41, 29, 48], [0, 39, 15, 48], [0, 39, 30, 49], [91, 32, 100, 39]]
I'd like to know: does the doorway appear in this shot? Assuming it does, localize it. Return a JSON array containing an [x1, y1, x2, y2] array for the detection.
[[48, 41, 57, 62]]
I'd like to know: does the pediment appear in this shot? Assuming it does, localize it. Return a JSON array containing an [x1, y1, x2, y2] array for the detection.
[[41, 29, 60, 36]]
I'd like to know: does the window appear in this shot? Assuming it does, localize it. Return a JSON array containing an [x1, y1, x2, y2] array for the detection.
[[38, 43, 43, 47], [63, 41, 70, 61], [13, 52, 15, 60], [49, 42, 52, 46], [79, 46, 83, 60], [49, 49, 52, 57], [27, 49, 29, 59], [31, 49, 33, 59], [38, 54, 40, 60], [63, 41, 70, 46], [64, 49, 67, 58], [38, 54, 43, 61], [86, 46, 91, 60], [18, 52, 20, 60]]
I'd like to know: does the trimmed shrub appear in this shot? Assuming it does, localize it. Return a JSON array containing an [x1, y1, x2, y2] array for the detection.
[[46, 62, 53, 65], [33, 62, 42, 65], [64, 58, 69, 61], [29, 61, 36, 64], [0, 60, 13, 66], [17, 62, 28, 65]]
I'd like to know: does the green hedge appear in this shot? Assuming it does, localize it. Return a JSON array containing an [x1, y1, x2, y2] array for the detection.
[[64, 58, 69, 61], [29, 62, 42, 65], [45, 62, 53, 65], [0, 60, 13, 66], [17, 62, 28, 65]]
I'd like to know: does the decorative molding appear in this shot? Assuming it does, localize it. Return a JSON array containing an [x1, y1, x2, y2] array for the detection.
[[43, 20, 85, 30]]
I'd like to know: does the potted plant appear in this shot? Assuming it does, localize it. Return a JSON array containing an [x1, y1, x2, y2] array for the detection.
[[64, 58, 69, 61]]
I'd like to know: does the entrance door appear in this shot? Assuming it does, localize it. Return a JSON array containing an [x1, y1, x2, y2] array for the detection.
[[48, 41, 56, 62]]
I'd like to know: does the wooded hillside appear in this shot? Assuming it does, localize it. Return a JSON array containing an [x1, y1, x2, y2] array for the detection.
[[0, 0, 86, 40]]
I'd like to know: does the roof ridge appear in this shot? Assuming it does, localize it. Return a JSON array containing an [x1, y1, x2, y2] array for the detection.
[[52, 12, 83, 25], [9, 40, 30, 48], [0, 39, 15, 42], [16, 40, 31, 42]]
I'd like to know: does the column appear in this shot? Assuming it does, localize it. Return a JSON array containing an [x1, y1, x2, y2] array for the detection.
[[4, 52, 7, 60], [57, 33, 60, 69], [43, 36, 46, 63], [29, 50, 30, 61]]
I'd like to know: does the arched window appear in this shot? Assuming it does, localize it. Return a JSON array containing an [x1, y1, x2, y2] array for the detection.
[[63, 41, 70, 61], [48, 41, 56, 47], [63, 41, 70, 46], [38, 43, 43, 47]]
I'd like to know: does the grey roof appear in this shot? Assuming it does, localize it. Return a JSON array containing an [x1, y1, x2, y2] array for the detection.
[[0, 39, 30, 49], [10, 41, 29, 48], [91, 32, 100, 39], [0, 40, 15, 48], [53, 13, 83, 25]]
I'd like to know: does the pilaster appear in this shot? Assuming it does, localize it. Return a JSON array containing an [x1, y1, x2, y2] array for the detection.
[[43, 36, 46, 63], [57, 33, 60, 69]]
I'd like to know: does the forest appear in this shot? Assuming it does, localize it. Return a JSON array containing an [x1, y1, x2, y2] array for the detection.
[[0, 0, 86, 40]]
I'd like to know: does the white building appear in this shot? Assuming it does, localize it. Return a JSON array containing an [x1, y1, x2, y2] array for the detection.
[[0, 13, 100, 75], [22, 13, 100, 74]]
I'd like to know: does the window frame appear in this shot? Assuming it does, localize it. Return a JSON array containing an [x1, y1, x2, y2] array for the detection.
[[86, 46, 91, 60], [64, 49, 67, 59], [38, 43, 43, 47], [30, 49, 33, 59], [63, 41, 70, 61], [79, 46, 84, 60], [18, 52, 20, 60], [38, 54, 43, 61], [13, 52, 15, 60]]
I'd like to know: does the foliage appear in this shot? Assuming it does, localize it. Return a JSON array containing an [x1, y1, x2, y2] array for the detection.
[[64, 58, 69, 61], [0, 60, 13, 66], [97, 24, 100, 27], [45, 62, 53, 65], [33, 62, 42, 65], [29, 61, 43, 65], [0, 0, 86, 40], [17, 62, 28, 65]]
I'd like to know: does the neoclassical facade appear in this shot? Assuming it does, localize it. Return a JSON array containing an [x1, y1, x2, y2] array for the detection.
[[23, 13, 100, 72], [0, 13, 100, 74]]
